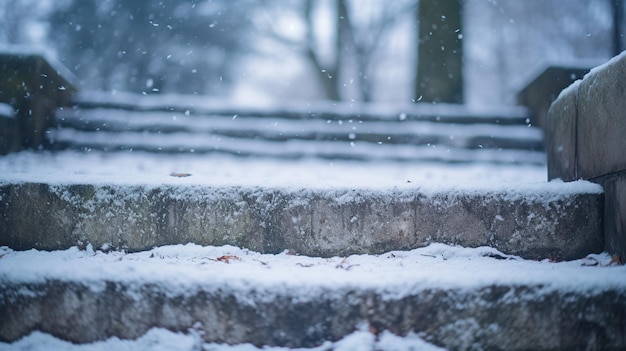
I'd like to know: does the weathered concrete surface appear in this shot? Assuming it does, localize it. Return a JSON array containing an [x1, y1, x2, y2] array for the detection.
[[0, 182, 604, 260], [577, 55, 626, 180], [546, 82, 578, 182], [1, 279, 625, 350], [605, 176, 626, 260], [547, 54, 626, 182], [547, 52, 626, 257]]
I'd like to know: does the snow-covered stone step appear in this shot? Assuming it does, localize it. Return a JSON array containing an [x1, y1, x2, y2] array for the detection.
[[51, 92, 543, 164], [54, 108, 544, 151], [74, 91, 532, 125], [50, 128, 545, 164], [1, 244, 625, 350], [0, 179, 603, 260]]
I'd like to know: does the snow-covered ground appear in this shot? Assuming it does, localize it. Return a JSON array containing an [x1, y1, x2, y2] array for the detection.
[[0, 150, 546, 188], [1, 328, 446, 351]]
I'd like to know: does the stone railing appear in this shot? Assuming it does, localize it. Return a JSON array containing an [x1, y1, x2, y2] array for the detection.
[[547, 51, 626, 259]]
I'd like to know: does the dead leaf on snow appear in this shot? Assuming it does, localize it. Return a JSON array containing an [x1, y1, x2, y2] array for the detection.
[[335, 258, 359, 270], [606, 255, 622, 267], [216, 255, 240, 264]]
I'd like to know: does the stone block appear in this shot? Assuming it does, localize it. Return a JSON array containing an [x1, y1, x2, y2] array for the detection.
[[546, 83, 578, 181], [1, 279, 625, 350], [604, 175, 626, 259], [0, 181, 604, 260], [577, 55, 626, 180]]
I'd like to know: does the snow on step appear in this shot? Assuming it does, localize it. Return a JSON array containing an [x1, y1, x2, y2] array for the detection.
[[52, 93, 544, 164], [1, 244, 625, 350], [0, 178, 603, 260], [51, 128, 545, 164], [0, 151, 601, 260], [74, 91, 532, 125], [1, 328, 447, 351]]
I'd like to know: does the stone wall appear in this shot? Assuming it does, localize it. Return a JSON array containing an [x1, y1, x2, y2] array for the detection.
[[547, 51, 626, 259]]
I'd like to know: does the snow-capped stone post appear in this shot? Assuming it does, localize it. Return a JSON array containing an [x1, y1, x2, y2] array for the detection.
[[416, 0, 464, 104], [547, 51, 626, 260], [0, 49, 76, 154]]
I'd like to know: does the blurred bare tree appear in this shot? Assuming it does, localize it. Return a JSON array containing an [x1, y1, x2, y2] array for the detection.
[[257, 0, 416, 102], [46, 0, 256, 94], [0, 0, 46, 44]]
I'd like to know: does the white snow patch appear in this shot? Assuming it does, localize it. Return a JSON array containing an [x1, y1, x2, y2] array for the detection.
[[0, 328, 447, 351], [0, 243, 623, 302], [0, 103, 14, 119], [0, 150, 586, 196]]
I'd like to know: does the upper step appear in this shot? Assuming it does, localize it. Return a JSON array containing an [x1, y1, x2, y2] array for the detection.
[[50, 92, 545, 164], [0, 178, 603, 261]]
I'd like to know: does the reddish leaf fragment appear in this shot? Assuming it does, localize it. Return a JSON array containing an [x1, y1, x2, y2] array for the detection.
[[368, 324, 378, 336], [606, 255, 623, 267], [335, 258, 359, 271], [216, 255, 240, 264]]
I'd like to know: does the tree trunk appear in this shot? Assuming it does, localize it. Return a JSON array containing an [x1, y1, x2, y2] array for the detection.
[[416, 0, 464, 104]]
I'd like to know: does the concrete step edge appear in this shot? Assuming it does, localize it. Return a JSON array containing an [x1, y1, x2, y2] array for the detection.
[[0, 180, 602, 260], [1, 244, 625, 350]]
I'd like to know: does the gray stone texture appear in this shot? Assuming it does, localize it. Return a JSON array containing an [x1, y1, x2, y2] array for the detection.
[[546, 84, 578, 181], [0, 182, 604, 260], [1, 279, 625, 350], [547, 54, 626, 181], [547, 53, 626, 257], [577, 57, 626, 180], [605, 176, 626, 260]]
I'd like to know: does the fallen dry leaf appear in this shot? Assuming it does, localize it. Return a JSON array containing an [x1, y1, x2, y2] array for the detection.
[[606, 255, 622, 267], [170, 172, 192, 177], [335, 258, 359, 271], [216, 255, 240, 264]]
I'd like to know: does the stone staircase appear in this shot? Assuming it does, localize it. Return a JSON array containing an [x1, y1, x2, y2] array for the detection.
[[1, 85, 624, 349], [49, 92, 545, 164]]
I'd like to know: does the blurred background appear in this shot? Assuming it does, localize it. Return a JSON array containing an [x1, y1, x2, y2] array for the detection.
[[0, 0, 622, 107]]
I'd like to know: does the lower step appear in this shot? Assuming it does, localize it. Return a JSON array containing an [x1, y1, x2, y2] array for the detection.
[[1, 244, 625, 350], [0, 180, 603, 260]]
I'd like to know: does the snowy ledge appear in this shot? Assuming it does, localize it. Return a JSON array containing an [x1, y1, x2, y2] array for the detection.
[[1, 243, 624, 350], [0, 179, 603, 260], [0, 151, 604, 259]]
